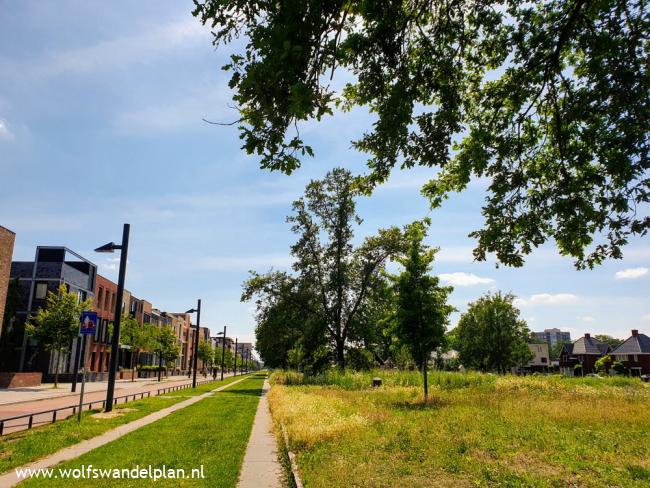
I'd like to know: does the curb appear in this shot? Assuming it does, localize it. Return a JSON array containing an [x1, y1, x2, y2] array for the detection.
[[281, 424, 304, 488]]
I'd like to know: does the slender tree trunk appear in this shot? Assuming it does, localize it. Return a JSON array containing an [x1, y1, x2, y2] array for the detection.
[[54, 349, 60, 388], [423, 359, 428, 403], [131, 351, 135, 382]]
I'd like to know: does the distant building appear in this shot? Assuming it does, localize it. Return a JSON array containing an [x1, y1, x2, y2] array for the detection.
[[525, 343, 550, 372], [0, 225, 15, 332], [5, 246, 97, 380], [612, 330, 650, 376], [558, 333, 611, 375], [533, 328, 571, 347]]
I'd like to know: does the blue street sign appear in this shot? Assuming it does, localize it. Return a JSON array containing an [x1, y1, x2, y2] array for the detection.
[[80, 311, 98, 335]]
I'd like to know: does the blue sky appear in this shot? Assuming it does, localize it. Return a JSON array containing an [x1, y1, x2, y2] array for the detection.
[[1, 1, 648, 345]]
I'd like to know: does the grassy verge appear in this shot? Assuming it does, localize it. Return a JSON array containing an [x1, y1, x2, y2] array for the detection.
[[22, 373, 266, 487], [270, 370, 650, 487], [0, 375, 244, 475]]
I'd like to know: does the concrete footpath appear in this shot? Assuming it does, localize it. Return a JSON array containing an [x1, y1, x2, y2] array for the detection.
[[237, 378, 283, 488], [0, 376, 249, 488]]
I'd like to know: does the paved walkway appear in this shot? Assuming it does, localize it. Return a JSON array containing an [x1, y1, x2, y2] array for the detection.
[[237, 378, 283, 488], [0, 376, 249, 488], [0, 373, 235, 435]]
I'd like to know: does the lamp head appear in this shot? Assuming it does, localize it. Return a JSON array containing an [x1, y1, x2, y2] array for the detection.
[[95, 242, 118, 253], [185, 308, 197, 314]]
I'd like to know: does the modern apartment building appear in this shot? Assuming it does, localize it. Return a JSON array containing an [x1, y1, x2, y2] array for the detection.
[[5, 247, 97, 380], [90, 274, 118, 376], [533, 328, 571, 348], [0, 225, 16, 331]]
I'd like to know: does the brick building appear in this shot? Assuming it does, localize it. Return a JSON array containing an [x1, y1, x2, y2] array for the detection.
[[612, 330, 650, 376], [89, 274, 118, 377], [0, 225, 15, 331], [558, 333, 611, 375]]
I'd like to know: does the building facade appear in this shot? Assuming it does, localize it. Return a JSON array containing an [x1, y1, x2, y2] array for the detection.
[[89, 274, 118, 376], [0, 225, 16, 332], [558, 333, 611, 375], [533, 328, 571, 348], [5, 247, 97, 380], [525, 343, 550, 372], [612, 330, 650, 376]]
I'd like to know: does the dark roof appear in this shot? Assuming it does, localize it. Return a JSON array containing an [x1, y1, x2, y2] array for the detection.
[[612, 333, 650, 355], [572, 336, 610, 355]]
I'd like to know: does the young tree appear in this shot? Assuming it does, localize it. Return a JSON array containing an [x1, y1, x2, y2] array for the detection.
[[194, 1, 649, 269], [25, 285, 92, 388], [456, 292, 533, 373], [595, 354, 613, 375], [120, 316, 156, 381], [391, 221, 454, 402], [244, 168, 408, 370], [197, 339, 214, 374], [154, 326, 181, 375]]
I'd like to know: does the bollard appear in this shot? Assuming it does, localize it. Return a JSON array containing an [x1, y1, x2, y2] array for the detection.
[[372, 377, 382, 388]]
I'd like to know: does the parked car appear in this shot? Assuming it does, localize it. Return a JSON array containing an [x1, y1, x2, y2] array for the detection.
[[641, 374, 650, 383], [585, 373, 602, 378]]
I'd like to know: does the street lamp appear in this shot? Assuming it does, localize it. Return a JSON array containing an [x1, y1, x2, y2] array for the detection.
[[232, 337, 237, 376], [95, 223, 130, 413], [217, 327, 226, 381], [185, 299, 201, 388]]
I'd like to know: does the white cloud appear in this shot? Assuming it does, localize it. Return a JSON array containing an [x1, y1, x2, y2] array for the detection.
[[0, 118, 14, 140], [615, 267, 649, 280], [580, 316, 595, 323], [438, 272, 494, 286], [514, 293, 579, 307]]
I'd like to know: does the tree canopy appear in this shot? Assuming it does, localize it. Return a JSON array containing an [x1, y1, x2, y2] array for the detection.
[[194, 0, 650, 268], [455, 291, 533, 372], [243, 167, 409, 370]]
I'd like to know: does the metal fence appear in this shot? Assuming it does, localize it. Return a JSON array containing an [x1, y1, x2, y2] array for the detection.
[[0, 377, 218, 436]]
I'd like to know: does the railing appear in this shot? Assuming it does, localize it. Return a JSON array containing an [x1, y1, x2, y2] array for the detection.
[[0, 377, 219, 436]]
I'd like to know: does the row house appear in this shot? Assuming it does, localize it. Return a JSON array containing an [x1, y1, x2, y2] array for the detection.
[[558, 333, 612, 375], [612, 330, 650, 376], [4, 247, 97, 382]]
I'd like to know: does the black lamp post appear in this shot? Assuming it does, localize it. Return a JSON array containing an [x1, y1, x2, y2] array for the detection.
[[217, 327, 226, 381], [95, 223, 130, 413], [233, 338, 238, 376], [185, 299, 201, 389]]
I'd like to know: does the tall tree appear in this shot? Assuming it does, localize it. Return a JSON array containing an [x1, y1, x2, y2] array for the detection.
[[455, 292, 533, 373], [244, 168, 408, 369], [391, 221, 454, 402], [194, 0, 650, 269], [25, 285, 92, 388]]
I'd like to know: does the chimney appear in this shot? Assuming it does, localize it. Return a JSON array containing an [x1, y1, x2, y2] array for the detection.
[[584, 333, 590, 339], [632, 329, 639, 337]]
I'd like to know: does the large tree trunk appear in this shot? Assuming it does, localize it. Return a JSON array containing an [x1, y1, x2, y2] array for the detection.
[[336, 339, 345, 370]]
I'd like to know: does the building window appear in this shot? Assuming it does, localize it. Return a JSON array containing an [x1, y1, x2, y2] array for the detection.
[[110, 293, 116, 313], [35, 282, 48, 299], [541, 357, 547, 363], [97, 287, 104, 308]]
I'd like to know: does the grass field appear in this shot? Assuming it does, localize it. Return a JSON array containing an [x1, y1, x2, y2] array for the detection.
[[269, 370, 650, 487], [0, 375, 244, 475], [21, 373, 266, 487]]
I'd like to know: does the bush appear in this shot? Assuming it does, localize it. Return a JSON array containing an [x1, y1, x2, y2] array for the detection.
[[612, 361, 625, 374], [345, 348, 375, 371], [139, 365, 166, 372]]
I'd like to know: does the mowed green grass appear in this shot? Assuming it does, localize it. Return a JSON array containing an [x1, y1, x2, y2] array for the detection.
[[270, 371, 650, 487], [22, 374, 266, 487], [0, 375, 243, 475]]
